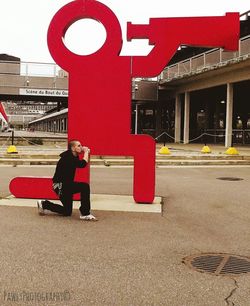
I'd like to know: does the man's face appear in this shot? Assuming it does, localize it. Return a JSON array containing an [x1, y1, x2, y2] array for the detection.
[[72, 141, 82, 154]]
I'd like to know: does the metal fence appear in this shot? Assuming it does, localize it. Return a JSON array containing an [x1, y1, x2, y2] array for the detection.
[[0, 60, 64, 78], [204, 129, 250, 145]]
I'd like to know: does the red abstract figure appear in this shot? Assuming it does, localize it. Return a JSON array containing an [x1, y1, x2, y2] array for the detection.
[[9, 0, 239, 203]]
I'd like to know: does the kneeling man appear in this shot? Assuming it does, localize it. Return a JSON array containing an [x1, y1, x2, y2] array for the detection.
[[37, 139, 97, 221]]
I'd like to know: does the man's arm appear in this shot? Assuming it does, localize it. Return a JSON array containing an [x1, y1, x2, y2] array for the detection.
[[128, 13, 239, 78], [82, 147, 90, 163], [74, 146, 90, 168]]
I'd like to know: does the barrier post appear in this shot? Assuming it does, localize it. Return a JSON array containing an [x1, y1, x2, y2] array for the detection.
[[7, 129, 18, 154], [159, 132, 171, 155], [225, 132, 239, 155], [201, 130, 211, 153]]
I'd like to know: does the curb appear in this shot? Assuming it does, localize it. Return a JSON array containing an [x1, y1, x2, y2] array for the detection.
[[1, 158, 250, 166]]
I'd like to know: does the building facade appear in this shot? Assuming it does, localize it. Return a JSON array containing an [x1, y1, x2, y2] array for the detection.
[[2, 101, 57, 129]]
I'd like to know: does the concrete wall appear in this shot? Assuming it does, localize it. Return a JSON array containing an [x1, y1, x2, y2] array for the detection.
[[0, 61, 20, 75]]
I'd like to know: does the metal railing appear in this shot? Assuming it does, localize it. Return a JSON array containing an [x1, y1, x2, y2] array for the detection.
[[160, 35, 250, 82], [0, 60, 68, 91], [0, 60, 66, 78], [204, 129, 250, 145]]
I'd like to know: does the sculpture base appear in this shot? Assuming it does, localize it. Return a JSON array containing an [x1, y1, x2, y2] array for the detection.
[[1, 194, 162, 214]]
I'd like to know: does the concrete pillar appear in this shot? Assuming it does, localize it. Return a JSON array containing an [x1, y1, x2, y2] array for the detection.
[[225, 83, 233, 147], [175, 94, 181, 143], [183, 92, 190, 144], [57, 119, 60, 132], [64, 118, 66, 133]]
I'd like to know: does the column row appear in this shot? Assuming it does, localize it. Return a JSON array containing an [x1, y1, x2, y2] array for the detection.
[[175, 83, 234, 147]]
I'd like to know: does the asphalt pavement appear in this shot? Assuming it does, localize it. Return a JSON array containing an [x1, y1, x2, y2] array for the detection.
[[0, 166, 250, 305]]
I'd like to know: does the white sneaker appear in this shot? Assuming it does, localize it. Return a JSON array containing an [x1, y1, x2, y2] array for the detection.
[[80, 214, 98, 221], [37, 200, 45, 215]]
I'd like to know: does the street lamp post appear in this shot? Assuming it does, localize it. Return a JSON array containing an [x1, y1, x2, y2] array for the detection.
[[135, 104, 138, 135]]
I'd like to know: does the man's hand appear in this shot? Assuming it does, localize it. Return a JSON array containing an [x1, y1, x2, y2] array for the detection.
[[81, 146, 90, 153], [81, 146, 90, 163]]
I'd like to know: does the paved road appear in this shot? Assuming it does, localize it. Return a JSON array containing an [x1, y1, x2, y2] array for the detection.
[[0, 166, 250, 305], [1, 165, 250, 199]]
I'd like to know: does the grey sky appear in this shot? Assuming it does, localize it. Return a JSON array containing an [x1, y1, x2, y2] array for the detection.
[[0, 0, 249, 63]]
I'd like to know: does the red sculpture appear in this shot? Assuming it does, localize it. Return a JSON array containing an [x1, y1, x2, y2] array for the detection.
[[9, 0, 239, 203]]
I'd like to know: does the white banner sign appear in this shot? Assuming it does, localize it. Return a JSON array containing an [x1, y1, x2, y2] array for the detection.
[[19, 88, 68, 97]]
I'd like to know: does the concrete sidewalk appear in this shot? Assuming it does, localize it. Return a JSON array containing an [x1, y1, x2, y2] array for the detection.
[[163, 142, 250, 155], [1, 142, 250, 155], [1, 143, 250, 166], [0, 194, 162, 214]]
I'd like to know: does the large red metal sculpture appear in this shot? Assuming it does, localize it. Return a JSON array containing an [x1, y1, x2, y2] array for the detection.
[[9, 0, 239, 203]]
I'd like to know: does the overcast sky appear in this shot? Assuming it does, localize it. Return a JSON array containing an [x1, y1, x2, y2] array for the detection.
[[0, 0, 249, 63]]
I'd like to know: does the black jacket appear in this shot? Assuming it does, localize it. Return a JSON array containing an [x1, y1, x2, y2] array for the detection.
[[53, 150, 87, 184]]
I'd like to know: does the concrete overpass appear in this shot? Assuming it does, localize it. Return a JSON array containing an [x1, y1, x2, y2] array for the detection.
[[0, 60, 158, 103], [0, 61, 68, 102]]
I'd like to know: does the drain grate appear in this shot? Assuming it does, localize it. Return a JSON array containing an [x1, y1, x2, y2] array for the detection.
[[217, 177, 243, 181], [183, 253, 250, 276]]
